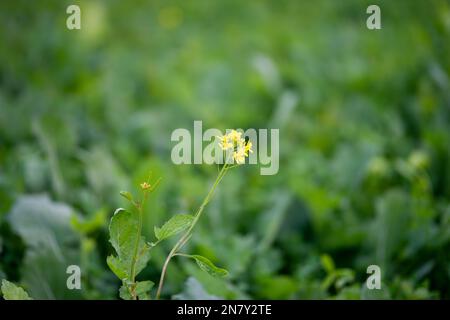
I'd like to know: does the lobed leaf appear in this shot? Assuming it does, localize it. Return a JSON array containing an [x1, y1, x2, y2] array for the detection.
[[119, 280, 154, 300], [134, 280, 154, 300], [119, 283, 133, 300], [1, 280, 33, 300]]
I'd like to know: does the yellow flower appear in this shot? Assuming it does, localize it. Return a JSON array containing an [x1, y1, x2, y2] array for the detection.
[[244, 141, 253, 156], [217, 135, 233, 150], [140, 182, 151, 190], [233, 148, 246, 164], [228, 130, 242, 143], [217, 129, 252, 164]]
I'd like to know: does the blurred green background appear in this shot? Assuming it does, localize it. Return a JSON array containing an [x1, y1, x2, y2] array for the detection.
[[1, 0, 450, 299]]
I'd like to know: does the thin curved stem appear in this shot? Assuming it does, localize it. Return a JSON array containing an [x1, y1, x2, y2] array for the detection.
[[156, 163, 229, 299], [173, 253, 192, 258]]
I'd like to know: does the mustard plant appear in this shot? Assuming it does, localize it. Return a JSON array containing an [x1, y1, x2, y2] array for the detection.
[[107, 130, 252, 300]]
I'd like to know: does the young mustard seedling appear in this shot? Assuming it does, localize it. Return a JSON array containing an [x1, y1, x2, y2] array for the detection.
[[107, 176, 161, 300], [107, 130, 252, 300]]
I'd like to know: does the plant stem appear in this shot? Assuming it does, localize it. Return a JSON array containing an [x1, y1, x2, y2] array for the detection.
[[129, 191, 148, 299], [156, 163, 229, 299], [173, 253, 191, 258]]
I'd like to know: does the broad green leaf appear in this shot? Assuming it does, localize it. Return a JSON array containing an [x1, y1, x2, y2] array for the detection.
[[135, 242, 151, 276], [1, 280, 33, 300], [373, 190, 411, 271], [154, 214, 194, 241], [106, 255, 127, 280], [120, 191, 133, 202], [7, 195, 82, 299], [186, 255, 228, 277], [108, 208, 150, 281], [8, 195, 77, 249], [135, 280, 154, 300]]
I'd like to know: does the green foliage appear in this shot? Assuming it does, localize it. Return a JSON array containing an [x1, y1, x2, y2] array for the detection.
[[320, 254, 355, 293], [71, 209, 106, 234], [154, 214, 194, 241], [119, 280, 154, 300], [0, 0, 449, 300], [1, 280, 32, 300], [119, 191, 134, 202], [110, 161, 233, 299], [7, 196, 82, 299], [173, 277, 220, 300], [107, 206, 151, 299], [184, 255, 229, 278], [134, 281, 154, 300], [108, 208, 150, 280]]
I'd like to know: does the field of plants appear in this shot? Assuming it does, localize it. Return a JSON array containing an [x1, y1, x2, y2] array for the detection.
[[0, 0, 449, 299]]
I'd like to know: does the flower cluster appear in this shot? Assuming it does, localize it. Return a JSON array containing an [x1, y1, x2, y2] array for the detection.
[[140, 182, 151, 190], [217, 130, 253, 164]]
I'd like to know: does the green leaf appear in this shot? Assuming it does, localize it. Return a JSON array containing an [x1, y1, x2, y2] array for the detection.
[[255, 276, 298, 299], [120, 191, 133, 202], [71, 208, 106, 234], [154, 214, 194, 241], [106, 255, 127, 280], [186, 255, 228, 277], [119, 283, 133, 300], [373, 190, 410, 270], [119, 280, 154, 300], [335, 270, 354, 289], [7, 195, 82, 299], [1, 280, 33, 300], [135, 242, 151, 276], [135, 280, 154, 300], [108, 208, 150, 281], [320, 254, 335, 273]]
